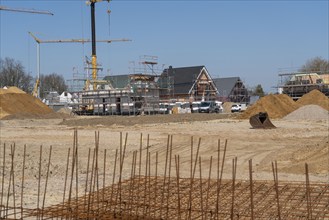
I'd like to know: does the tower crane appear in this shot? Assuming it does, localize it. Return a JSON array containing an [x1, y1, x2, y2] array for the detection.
[[0, 5, 53, 15], [28, 32, 131, 96], [0, 5, 53, 97], [28, 32, 130, 44]]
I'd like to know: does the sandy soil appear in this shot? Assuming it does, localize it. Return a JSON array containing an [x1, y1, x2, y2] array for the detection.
[[0, 113, 328, 208]]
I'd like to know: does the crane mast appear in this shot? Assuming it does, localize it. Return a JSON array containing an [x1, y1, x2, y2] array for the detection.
[[89, 0, 110, 90]]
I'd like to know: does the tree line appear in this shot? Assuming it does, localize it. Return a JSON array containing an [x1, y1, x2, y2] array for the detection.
[[0, 57, 67, 98]]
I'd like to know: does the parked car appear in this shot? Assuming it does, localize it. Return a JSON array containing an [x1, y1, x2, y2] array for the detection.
[[158, 103, 169, 114], [231, 104, 241, 113], [191, 101, 201, 113], [231, 103, 247, 113], [239, 103, 247, 112], [199, 101, 221, 113], [215, 101, 223, 113]]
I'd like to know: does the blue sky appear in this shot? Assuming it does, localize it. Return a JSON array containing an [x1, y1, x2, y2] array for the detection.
[[1, 0, 328, 93]]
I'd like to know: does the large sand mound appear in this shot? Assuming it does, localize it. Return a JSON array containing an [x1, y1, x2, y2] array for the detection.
[[0, 87, 57, 120], [239, 94, 300, 119], [297, 89, 329, 111], [239, 90, 329, 120]]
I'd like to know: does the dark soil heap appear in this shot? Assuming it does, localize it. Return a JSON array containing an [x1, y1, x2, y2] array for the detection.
[[238, 94, 300, 119]]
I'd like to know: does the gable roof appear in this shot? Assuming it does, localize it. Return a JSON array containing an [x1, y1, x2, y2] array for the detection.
[[213, 77, 240, 97], [160, 66, 208, 95]]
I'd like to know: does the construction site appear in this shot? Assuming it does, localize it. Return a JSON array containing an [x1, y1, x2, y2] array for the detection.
[[1, 1, 329, 220], [1, 85, 329, 219]]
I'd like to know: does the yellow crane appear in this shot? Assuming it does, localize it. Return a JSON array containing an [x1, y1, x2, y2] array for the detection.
[[88, 0, 111, 90]]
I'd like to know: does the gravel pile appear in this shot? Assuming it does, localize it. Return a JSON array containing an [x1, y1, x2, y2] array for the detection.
[[283, 104, 328, 121]]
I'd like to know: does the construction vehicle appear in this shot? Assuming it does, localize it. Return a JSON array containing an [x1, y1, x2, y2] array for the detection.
[[249, 112, 276, 129]]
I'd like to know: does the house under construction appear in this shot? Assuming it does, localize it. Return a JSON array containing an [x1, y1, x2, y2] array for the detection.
[[278, 72, 329, 99], [74, 74, 159, 115], [213, 77, 250, 103], [158, 66, 218, 102]]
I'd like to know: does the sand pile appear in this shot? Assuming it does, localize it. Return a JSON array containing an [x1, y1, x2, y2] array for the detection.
[[0, 87, 57, 120], [283, 105, 328, 121], [297, 89, 329, 111], [0, 86, 26, 94], [238, 94, 300, 119]]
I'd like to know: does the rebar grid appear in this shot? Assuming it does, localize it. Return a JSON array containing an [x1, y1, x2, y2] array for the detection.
[[3, 177, 328, 219], [1, 131, 328, 219]]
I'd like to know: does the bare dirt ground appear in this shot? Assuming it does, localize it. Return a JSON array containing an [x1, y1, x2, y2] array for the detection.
[[0, 113, 328, 208]]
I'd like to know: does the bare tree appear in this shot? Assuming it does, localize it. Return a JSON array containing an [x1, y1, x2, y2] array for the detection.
[[300, 57, 329, 74], [40, 73, 67, 98], [0, 57, 33, 92]]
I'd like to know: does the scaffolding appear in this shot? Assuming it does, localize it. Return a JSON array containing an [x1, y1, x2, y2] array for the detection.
[[278, 68, 329, 99], [129, 55, 165, 76], [72, 74, 160, 116], [129, 74, 160, 115], [158, 68, 175, 102], [67, 68, 88, 93], [190, 74, 218, 102], [228, 78, 250, 103]]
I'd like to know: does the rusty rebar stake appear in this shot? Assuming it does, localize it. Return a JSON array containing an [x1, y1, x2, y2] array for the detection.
[[249, 159, 254, 220]]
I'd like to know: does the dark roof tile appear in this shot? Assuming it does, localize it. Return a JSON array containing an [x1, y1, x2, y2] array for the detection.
[[213, 77, 241, 97]]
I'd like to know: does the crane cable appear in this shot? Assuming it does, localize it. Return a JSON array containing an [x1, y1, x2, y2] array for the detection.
[[107, 1, 111, 75], [80, 0, 85, 69], [107, 2, 111, 38]]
